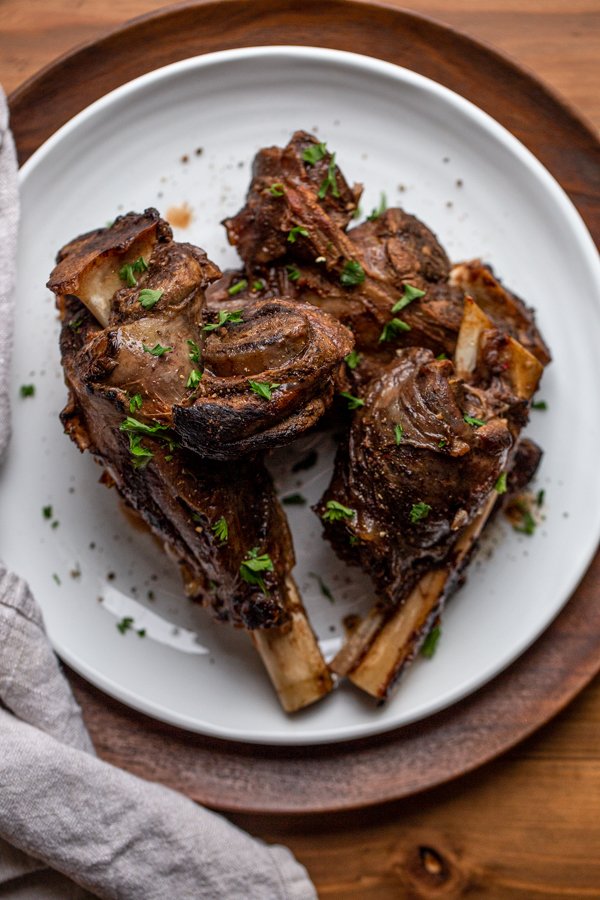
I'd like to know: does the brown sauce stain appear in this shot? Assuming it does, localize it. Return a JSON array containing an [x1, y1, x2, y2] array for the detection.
[[166, 202, 193, 229]]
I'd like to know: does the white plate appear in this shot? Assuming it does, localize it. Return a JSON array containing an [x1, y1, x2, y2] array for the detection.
[[1, 47, 599, 745]]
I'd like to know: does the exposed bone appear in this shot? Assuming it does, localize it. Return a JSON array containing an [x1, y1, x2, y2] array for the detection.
[[455, 296, 543, 399], [347, 493, 496, 699], [251, 576, 333, 712]]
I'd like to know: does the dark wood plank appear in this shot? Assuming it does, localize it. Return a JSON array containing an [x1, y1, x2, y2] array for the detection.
[[7, 0, 600, 819]]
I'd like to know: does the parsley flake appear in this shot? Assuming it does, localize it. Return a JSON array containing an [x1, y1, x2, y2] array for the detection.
[[317, 153, 340, 200], [117, 616, 134, 635], [494, 472, 508, 494], [142, 343, 172, 357], [410, 502, 431, 523], [249, 380, 279, 400], [421, 624, 441, 658], [536, 489, 545, 507], [286, 264, 301, 282], [126, 433, 154, 468], [269, 182, 285, 197], [120, 417, 169, 437], [322, 500, 355, 522], [464, 414, 486, 427], [138, 288, 163, 310], [228, 279, 248, 296], [340, 260, 365, 286], [203, 310, 243, 332], [186, 369, 202, 389], [340, 391, 364, 411], [436, 352, 448, 360], [282, 493, 307, 506], [532, 399, 548, 411], [211, 516, 228, 543], [239, 548, 274, 594], [379, 317, 411, 342], [512, 499, 536, 535], [20, 384, 35, 397], [129, 393, 143, 412], [308, 571, 335, 603], [344, 349, 361, 370], [394, 424, 404, 445], [302, 142, 327, 165], [367, 192, 387, 221], [252, 280, 265, 292], [287, 225, 309, 243], [119, 256, 148, 287], [187, 339, 201, 362], [392, 283, 426, 313], [42, 505, 53, 519]]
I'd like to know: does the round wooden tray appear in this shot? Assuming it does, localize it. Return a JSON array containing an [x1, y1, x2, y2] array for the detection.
[[10, 0, 600, 814]]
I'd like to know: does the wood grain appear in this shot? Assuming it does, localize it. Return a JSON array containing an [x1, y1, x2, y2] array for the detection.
[[3, 2, 600, 896]]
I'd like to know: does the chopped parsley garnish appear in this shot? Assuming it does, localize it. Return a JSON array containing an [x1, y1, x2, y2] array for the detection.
[[344, 350, 361, 370], [536, 489, 545, 507], [20, 384, 35, 397], [463, 414, 486, 427], [392, 283, 426, 313], [129, 393, 143, 412], [269, 182, 285, 197], [252, 280, 265, 292], [42, 505, 53, 519], [394, 424, 404, 445], [69, 314, 84, 332], [292, 449, 318, 472], [322, 500, 355, 523], [379, 317, 411, 342], [286, 264, 301, 282], [117, 616, 134, 635], [203, 310, 243, 332], [410, 502, 431, 523], [51, 520, 59, 529], [302, 142, 327, 165], [317, 153, 340, 200], [532, 400, 548, 411], [239, 548, 274, 594], [352, 206, 362, 220], [138, 288, 163, 310], [438, 438, 448, 449], [436, 352, 448, 360], [282, 493, 307, 506], [512, 499, 536, 535], [348, 534, 359, 546], [421, 624, 441, 659], [187, 339, 201, 362], [137, 629, 146, 638], [186, 369, 202, 389], [228, 279, 248, 296], [340, 260, 365, 286], [52, 573, 61, 586], [367, 192, 387, 221], [340, 391, 365, 411], [287, 225, 309, 243], [494, 472, 508, 494], [211, 516, 228, 543], [127, 433, 154, 468], [119, 256, 148, 287], [248, 380, 279, 400], [120, 416, 169, 437], [142, 343, 172, 357], [308, 571, 335, 603]]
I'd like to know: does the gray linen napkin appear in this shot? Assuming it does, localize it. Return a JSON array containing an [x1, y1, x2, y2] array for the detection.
[[0, 88, 317, 900]]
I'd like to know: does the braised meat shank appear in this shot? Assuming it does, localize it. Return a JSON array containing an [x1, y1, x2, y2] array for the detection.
[[49, 210, 354, 460], [315, 347, 516, 606]]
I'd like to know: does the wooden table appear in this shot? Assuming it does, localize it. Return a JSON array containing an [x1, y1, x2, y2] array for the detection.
[[2, 2, 599, 896]]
